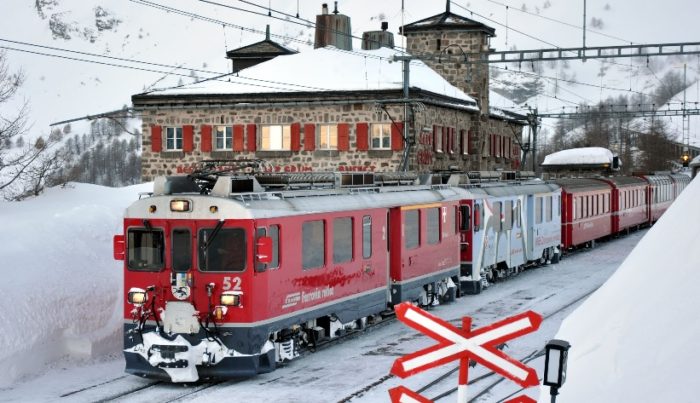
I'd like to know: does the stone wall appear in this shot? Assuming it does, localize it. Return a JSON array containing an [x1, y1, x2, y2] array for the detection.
[[139, 101, 494, 181], [405, 30, 490, 113]]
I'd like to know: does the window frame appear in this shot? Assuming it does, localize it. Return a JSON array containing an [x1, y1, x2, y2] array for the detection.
[[171, 228, 191, 272], [165, 127, 183, 151], [426, 208, 441, 245], [302, 220, 325, 270], [332, 217, 353, 264], [404, 210, 420, 250], [370, 123, 392, 150], [127, 227, 165, 272], [197, 227, 247, 273], [215, 125, 233, 150], [260, 124, 292, 151], [318, 124, 338, 150], [362, 215, 372, 259]]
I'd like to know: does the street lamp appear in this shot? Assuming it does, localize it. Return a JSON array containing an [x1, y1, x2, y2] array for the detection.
[[543, 339, 571, 403]]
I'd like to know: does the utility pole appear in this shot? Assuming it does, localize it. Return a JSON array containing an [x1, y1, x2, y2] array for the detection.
[[401, 57, 411, 172], [527, 109, 539, 174]]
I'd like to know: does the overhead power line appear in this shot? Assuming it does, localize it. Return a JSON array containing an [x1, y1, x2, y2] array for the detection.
[[480, 0, 633, 44]]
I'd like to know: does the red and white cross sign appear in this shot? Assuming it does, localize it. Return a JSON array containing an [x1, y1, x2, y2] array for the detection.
[[391, 302, 542, 389]]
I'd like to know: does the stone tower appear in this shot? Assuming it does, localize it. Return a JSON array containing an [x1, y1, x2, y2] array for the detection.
[[400, 1, 495, 115]]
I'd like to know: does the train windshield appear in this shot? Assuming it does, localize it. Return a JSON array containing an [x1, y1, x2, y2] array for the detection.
[[127, 228, 165, 271], [199, 228, 247, 272]]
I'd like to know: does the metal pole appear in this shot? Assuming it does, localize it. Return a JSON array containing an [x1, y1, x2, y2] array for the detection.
[[402, 58, 410, 172], [532, 109, 539, 174], [583, 0, 587, 49]]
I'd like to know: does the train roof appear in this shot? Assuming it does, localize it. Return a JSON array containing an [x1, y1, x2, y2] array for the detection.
[[478, 181, 560, 197], [550, 178, 612, 192], [594, 176, 647, 187]]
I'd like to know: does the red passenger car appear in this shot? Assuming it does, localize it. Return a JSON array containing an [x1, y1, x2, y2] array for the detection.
[[596, 177, 647, 233], [553, 178, 612, 249]]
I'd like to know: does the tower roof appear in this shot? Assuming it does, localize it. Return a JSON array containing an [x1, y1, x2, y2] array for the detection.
[[225, 25, 297, 59], [401, 3, 495, 36]]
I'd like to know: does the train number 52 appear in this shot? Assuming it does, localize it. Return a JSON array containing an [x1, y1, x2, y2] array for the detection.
[[222, 276, 242, 291]]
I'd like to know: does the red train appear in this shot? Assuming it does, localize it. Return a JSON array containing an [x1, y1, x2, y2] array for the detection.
[[113, 165, 689, 382]]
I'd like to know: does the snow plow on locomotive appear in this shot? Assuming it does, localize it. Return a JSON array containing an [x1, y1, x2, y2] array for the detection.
[[113, 161, 688, 382]]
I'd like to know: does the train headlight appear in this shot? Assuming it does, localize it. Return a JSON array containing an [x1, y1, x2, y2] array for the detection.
[[220, 291, 242, 307], [128, 288, 147, 306], [170, 200, 191, 212]]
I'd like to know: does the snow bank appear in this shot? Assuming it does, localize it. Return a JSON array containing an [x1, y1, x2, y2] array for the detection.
[[0, 182, 149, 387], [542, 175, 700, 402], [541, 147, 614, 166]]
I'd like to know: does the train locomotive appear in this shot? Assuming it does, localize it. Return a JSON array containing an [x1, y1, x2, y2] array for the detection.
[[113, 162, 689, 382]]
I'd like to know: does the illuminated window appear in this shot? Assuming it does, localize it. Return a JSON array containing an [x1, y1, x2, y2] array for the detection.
[[318, 124, 338, 150], [371, 123, 391, 150], [261, 125, 291, 151]]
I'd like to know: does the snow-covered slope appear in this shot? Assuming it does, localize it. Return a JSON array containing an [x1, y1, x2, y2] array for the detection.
[[544, 175, 700, 402], [0, 182, 149, 387]]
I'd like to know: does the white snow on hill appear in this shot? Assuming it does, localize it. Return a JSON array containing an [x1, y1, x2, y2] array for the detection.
[[0, 182, 149, 387], [544, 175, 700, 402]]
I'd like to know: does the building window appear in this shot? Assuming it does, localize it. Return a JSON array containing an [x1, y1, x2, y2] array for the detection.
[[215, 126, 232, 150], [261, 125, 291, 151], [371, 123, 391, 150], [319, 124, 338, 150], [165, 127, 183, 151]]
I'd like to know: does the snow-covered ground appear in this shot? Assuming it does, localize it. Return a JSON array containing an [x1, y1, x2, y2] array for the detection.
[[0, 182, 150, 388], [0, 176, 698, 401]]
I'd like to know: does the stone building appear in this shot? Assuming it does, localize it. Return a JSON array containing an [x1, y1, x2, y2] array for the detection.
[[132, 3, 525, 181]]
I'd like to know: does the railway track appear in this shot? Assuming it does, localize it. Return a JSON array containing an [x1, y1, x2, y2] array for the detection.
[[336, 282, 601, 403]]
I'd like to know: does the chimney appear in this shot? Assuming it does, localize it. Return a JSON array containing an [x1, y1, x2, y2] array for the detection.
[[361, 22, 394, 50], [314, 2, 352, 50]]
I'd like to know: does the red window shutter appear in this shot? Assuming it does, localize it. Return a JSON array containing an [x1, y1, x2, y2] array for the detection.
[[356, 123, 369, 151], [302, 124, 316, 151], [448, 128, 455, 154], [433, 125, 441, 152], [291, 123, 301, 151], [233, 125, 245, 151], [460, 129, 467, 154], [246, 124, 257, 152], [391, 122, 404, 151], [200, 125, 212, 152], [183, 125, 194, 152], [150, 125, 162, 152], [490, 134, 495, 156], [337, 123, 350, 151]]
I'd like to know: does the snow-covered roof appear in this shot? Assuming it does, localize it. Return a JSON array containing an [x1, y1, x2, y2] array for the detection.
[[542, 147, 615, 166], [142, 47, 477, 108]]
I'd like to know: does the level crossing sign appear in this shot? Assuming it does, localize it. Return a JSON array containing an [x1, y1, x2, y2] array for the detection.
[[389, 302, 542, 403]]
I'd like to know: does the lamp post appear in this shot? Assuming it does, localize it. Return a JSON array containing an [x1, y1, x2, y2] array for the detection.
[[543, 339, 571, 403]]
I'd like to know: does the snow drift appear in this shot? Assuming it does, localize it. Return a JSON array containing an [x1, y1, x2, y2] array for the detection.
[[0, 182, 149, 387], [544, 175, 700, 402]]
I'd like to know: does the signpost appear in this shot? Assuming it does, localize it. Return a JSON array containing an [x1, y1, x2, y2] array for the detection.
[[389, 302, 543, 403]]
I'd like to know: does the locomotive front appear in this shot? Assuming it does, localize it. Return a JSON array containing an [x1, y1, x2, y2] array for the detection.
[[113, 180, 275, 382]]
